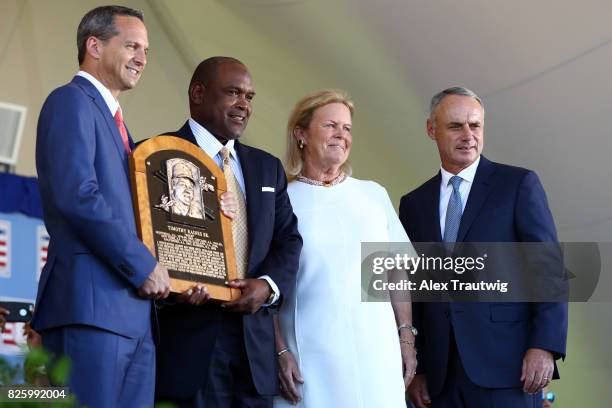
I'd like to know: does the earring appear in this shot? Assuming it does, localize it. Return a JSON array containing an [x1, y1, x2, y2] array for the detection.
[[298, 139, 304, 149]]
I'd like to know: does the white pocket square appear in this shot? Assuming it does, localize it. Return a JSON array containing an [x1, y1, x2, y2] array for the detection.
[[262, 186, 275, 192]]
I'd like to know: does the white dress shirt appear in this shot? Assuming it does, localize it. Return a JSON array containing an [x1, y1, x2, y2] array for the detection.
[[439, 156, 480, 239], [188, 118, 246, 196], [77, 71, 120, 116], [188, 118, 280, 305]]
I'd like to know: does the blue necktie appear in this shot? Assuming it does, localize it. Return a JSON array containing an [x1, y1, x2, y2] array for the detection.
[[443, 176, 463, 242]]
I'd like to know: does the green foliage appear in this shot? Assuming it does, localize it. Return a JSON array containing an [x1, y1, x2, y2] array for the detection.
[[23, 347, 48, 384], [0, 348, 77, 407], [47, 356, 70, 386], [0, 355, 20, 385]]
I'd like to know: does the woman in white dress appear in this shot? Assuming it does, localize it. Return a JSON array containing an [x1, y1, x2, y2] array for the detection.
[[273, 90, 417, 407]]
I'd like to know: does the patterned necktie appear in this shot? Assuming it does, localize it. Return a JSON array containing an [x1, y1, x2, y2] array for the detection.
[[221, 147, 248, 279], [443, 176, 463, 242], [114, 108, 131, 153]]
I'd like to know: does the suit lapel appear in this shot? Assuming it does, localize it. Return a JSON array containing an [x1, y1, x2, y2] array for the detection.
[[73, 76, 129, 174], [425, 174, 443, 242], [173, 121, 199, 145], [457, 156, 496, 242]]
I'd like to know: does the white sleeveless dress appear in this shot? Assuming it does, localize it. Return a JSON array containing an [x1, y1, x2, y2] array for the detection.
[[274, 177, 410, 408]]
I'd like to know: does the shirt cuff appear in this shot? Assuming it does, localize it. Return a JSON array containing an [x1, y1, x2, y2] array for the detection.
[[258, 275, 280, 306]]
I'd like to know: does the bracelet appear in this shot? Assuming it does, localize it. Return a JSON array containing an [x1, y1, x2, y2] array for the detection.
[[400, 340, 415, 348], [277, 348, 290, 357], [397, 323, 418, 336]]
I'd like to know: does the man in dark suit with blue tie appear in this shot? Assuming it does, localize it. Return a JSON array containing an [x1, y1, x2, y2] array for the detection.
[[154, 57, 302, 408], [33, 6, 171, 407], [400, 87, 567, 407]]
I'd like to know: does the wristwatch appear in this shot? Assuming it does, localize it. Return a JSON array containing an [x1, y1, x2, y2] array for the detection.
[[265, 288, 276, 305], [398, 324, 418, 336]]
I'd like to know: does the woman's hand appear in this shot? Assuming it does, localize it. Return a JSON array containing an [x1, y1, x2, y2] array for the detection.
[[400, 338, 418, 388], [278, 350, 304, 404]]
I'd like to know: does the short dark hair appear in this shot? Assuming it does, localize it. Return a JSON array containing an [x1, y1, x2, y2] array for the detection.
[[190, 56, 245, 87], [77, 5, 144, 65]]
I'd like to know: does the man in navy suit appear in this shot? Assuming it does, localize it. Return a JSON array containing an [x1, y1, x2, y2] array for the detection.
[[33, 6, 171, 407], [155, 57, 302, 408], [400, 87, 567, 407]]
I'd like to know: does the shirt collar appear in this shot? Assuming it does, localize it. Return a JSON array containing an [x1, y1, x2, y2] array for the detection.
[[440, 155, 480, 187], [77, 70, 120, 116], [188, 118, 236, 160]]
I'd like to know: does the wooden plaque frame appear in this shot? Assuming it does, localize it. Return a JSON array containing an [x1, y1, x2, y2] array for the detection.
[[129, 135, 240, 301]]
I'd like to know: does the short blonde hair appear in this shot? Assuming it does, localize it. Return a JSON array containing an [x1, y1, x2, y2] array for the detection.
[[284, 89, 355, 180]]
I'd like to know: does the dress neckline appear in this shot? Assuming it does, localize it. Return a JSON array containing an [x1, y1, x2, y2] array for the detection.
[[296, 172, 347, 187]]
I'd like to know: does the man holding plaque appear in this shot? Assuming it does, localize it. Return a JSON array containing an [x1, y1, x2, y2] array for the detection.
[[155, 57, 302, 407], [32, 6, 170, 407]]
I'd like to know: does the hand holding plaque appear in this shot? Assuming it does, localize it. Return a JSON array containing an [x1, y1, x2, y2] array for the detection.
[[175, 285, 210, 305], [138, 262, 171, 300], [130, 135, 240, 301], [222, 278, 274, 314]]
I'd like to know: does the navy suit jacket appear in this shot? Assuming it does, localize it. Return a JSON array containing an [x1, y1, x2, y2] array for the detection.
[[32, 76, 157, 339], [399, 156, 568, 395], [155, 122, 302, 398]]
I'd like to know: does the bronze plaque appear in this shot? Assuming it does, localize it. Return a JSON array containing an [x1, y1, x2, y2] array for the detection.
[[129, 135, 239, 301]]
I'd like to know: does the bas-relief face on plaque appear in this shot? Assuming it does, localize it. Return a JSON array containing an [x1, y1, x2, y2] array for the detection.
[[130, 136, 238, 300], [156, 158, 215, 220]]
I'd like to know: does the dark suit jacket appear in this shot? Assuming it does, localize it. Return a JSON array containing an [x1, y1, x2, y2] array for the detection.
[[155, 122, 302, 398], [32, 76, 157, 338], [399, 156, 567, 395]]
